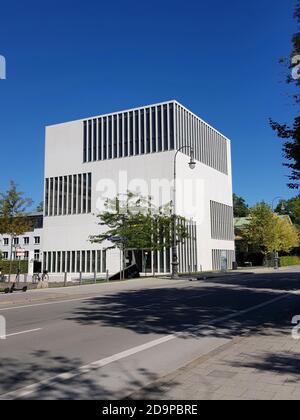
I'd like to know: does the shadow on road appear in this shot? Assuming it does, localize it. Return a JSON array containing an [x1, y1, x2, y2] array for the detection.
[[68, 272, 300, 340], [0, 350, 173, 400]]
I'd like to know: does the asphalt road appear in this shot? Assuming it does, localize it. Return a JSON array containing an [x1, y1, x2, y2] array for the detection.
[[0, 268, 300, 400]]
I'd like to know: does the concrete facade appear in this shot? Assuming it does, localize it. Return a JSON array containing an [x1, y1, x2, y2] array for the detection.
[[42, 100, 235, 278]]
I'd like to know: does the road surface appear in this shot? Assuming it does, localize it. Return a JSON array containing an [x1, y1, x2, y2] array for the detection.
[[0, 267, 299, 400]]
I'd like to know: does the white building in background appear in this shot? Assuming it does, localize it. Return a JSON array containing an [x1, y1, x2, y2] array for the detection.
[[0, 212, 43, 264], [43, 100, 235, 278]]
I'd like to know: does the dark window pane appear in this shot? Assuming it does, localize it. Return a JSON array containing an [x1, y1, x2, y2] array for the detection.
[[169, 103, 174, 149], [114, 115, 118, 158], [98, 119, 102, 160], [141, 110, 145, 154], [88, 120, 92, 162], [158, 106, 162, 151], [119, 115, 123, 157], [146, 108, 150, 153], [164, 105, 168, 150], [103, 117, 107, 160], [152, 107, 156, 153], [93, 119, 97, 161], [83, 121, 87, 162], [108, 116, 112, 159], [135, 110, 139, 155], [129, 111, 134, 156], [124, 114, 128, 156]]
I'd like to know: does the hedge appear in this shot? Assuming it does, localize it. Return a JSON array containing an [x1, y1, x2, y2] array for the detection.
[[0, 260, 28, 275], [280, 256, 300, 267]]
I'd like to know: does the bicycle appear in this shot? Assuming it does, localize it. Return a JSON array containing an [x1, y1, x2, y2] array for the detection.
[[32, 271, 49, 283]]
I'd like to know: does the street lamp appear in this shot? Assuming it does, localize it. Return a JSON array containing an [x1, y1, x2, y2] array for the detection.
[[172, 146, 196, 279], [271, 197, 285, 270]]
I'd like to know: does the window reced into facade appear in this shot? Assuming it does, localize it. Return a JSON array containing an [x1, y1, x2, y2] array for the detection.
[[43, 249, 107, 274], [210, 201, 234, 241], [83, 102, 176, 163], [175, 103, 228, 175], [212, 249, 235, 271], [44, 173, 92, 217], [82, 101, 228, 175]]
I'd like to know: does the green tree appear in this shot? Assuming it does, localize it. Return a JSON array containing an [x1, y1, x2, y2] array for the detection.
[[36, 201, 44, 212], [243, 202, 299, 255], [275, 196, 300, 227], [90, 192, 190, 273], [233, 194, 249, 217], [0, 181, 33, 278], [270, 2, 300, 189]]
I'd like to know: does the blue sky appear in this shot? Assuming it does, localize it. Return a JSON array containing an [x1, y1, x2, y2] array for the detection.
[[0, 0, 297, 209]]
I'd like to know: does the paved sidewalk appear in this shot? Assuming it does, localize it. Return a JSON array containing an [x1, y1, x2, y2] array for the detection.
[[131, 323, 300, 400]]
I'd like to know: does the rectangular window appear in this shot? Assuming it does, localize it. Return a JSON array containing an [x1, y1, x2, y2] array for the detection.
[[124, 113, 128, 156], [146, 108, 150, 153], [78, 174, 82, 213], [45, 179, 49, 216], [54, 177, 58, 216], [169, 103, 174, 149], [73, 174, 77, 214], [57, 251, 61, 272], [151, 107, 156, 153], [135, 110, 139, 155], [210, 201, 234, 241], [87, 173, 92, 213], [49, 178, 54, 216], [129, 111, 134, 156], [98, 118, 102, 161], [140, 110, 145, 154], [13, 238, 19, 245], [83, 121, 87, 162], [81, 251, 86, 273], [164, 105, 168, 150], [119, 114, 123, 157], [158, 106, 162, 151], [82, 174, 87, 213], [63, 176, 67, 215], [93, 119, 97, 161], [88, 120, 92, 162], [3, 238, 9, 246], [103, 117, 107, 160], [76, 251, 81, 272], [34, 237, 40, 245], [58, 176, 63, 215], [68, 175, 72, 214], [23, 237, 29, 245], [108, 116, 112, 159], [114, 115, 118, 158]]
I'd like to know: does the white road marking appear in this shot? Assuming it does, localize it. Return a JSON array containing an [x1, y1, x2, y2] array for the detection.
[[0, 296, 107, 311], [0, 292, 295, 400], [5, 328, 42, 338], [0, 290, 213, 312]]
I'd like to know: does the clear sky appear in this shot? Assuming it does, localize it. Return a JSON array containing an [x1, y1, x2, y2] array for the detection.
[[0, 0, 297, 209]]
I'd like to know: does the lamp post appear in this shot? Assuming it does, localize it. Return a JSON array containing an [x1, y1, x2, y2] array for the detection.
[[171, 146, 196, 279], [271, 197, 285, 270]]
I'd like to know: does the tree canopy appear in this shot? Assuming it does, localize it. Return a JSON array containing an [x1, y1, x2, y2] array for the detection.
[[0, 181, 33, 238], [275, 196, 300, 228], [243, 202, 299, 255], [270, 2, 300, 189], [233, 194, 249, 217], [90, 192, 190, 252]]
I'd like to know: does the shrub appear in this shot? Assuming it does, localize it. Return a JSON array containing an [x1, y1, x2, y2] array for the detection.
[[0, 260, 28, 275], [280, 256, 300, 267]]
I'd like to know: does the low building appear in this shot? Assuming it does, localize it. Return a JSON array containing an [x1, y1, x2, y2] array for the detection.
[[0, 212, 43, 263]]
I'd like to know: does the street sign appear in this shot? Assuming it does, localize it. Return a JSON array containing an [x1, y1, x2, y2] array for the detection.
[[16, 248, 26, 258]]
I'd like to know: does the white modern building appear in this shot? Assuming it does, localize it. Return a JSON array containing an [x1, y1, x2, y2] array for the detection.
[[42, 100, 235, 278], [0, 212, 43, 264]]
